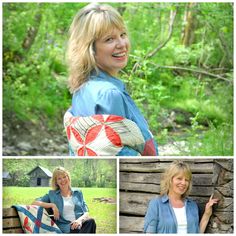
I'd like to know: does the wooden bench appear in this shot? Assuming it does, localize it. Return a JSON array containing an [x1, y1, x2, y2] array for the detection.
[[3, 207, 24, 233]]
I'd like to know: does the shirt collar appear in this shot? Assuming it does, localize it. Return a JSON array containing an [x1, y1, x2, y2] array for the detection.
[[161, 194, 190, 203], [55, 187, 74, 194], [90, 69, 126, 92]]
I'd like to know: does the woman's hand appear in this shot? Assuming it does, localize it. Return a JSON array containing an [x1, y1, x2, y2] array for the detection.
[[51, 203, 60, 220], [70, 219, 83, 230], [204, 194, 219, 216]]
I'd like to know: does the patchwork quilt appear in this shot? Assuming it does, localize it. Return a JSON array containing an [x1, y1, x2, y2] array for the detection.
[[64, 111, 157, 156], [13, 205, 62, 234]]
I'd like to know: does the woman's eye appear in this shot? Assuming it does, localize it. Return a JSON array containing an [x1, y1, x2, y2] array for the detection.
[[121, 32, 127, 37], [105, 37, 113, 42]]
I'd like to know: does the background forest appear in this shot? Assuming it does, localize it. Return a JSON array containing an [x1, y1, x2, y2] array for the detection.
[[3, 2, 233, 156], [3, 159, 116, 187]]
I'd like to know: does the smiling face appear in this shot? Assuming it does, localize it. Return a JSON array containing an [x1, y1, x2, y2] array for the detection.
[[169, 172, 190, 197], [56, 173, 70, 190], [94, 28, 130, 76]]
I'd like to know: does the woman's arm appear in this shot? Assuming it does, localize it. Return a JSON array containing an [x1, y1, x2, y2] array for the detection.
[[32, 200, 60, 220], [70, 212, 90, 230], [199, 194, 219, 233], [144, 199, 159, 233]]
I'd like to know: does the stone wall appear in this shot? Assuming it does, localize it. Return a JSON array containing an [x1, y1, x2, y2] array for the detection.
[[119, 158, 233, 234]]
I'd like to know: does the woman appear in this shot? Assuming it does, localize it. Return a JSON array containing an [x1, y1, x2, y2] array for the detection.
[[32, 167, 96, 233], [64, 3, 158, 156], [144, 160, 218, 233]]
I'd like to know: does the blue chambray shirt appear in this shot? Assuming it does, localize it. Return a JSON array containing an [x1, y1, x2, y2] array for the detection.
[[144, 194, 200, 233], [70, 70, 158, 156], [36, 188, 88, 233]]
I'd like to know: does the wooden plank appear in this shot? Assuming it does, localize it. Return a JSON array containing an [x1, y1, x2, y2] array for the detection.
[[120, 172, 161, 184], [3, 228, 24, 233], [120, 182, 213, 196], [120, 182, 160, 193], [119, 216, 144, 233], [119, 159, 214, 164], [120, 172, 213, 186], [214, 160, 233, 172], [120, 192, 157, 216], [120, 193, 219, 216], [3, 218, 22, 228], [214, 211, 233, 224], [3, 207, 18, 217], [215, 181, 233, 197], [120, 162, 214, 173]]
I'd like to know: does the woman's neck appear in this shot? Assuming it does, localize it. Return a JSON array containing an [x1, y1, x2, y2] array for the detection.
[[168, 192, 184, 208], [60, 188, 71, 197]]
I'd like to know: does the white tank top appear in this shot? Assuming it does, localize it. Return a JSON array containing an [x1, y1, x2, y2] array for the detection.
[[173, 206, 187, 234], [62, 196, 76, 222]]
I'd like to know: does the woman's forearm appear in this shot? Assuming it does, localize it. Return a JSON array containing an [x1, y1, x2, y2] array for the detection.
[[78, 212, 89, 222], [199, 213, 211, 233], [32, 200, 55, 209]]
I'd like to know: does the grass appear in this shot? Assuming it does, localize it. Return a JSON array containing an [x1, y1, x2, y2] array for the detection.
[[3, 187, 117, 234]]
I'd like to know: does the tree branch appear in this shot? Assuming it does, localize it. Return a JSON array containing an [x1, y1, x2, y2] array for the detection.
[[145, 8, 177, 59], [150, 63, 232, 83], [129, 54, 232, 83], [130, 8, 177, 75]]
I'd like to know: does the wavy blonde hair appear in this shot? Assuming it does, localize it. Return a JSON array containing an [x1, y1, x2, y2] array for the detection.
[[66, 3, 127, 93], [51, 167, 71, 190], [160, 160, 192, 198]]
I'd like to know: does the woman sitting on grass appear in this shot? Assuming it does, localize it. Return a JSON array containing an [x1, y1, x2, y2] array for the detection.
[[32, 167, 96, 233]]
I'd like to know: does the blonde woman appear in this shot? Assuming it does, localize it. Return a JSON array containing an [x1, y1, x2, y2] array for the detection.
[[65, 3, 158, 156], [32, 167, 96, 233], [144, 161, 218, 233]]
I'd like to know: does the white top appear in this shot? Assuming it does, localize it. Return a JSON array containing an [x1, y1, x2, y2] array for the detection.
[[173, 206, 187, 234], [62, 196, 76, 222]]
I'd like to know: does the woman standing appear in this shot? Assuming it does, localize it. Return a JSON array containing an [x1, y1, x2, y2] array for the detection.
[[144, 161, 218, 233], [32, 167, 96, 233], [64, 3, 158, 156]]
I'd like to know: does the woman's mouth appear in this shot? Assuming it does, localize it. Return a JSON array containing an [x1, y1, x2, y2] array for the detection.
[[112, 52, 127, 59], [177, 186, 186, 191]]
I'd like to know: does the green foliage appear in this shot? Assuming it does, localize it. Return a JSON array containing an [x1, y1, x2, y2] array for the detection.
[[3, 187, 116, 234], [187, 122, 233, 156], [3, 159, 116, 188], [3, 2, 233, 155]]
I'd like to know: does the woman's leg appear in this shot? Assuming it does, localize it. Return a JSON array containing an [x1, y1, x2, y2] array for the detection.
[[80, 218, 96, 233], [70, 219, 96, 234]]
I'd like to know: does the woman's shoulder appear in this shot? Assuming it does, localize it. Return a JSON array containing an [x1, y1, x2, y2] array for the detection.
[[149, 196, 162, 205], [48, 190, 58, 195], [71, 188, 83, 194], [85, 71, 125, 92]]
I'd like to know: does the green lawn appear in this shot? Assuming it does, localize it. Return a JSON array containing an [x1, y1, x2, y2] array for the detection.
[[3, 187, 117, 234]]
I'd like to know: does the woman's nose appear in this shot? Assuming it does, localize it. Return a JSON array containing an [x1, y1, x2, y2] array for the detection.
[[116, 37, 126, 48]]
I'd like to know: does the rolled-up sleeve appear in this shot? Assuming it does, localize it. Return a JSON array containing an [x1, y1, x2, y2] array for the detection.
[[144, 199, 158, 233]]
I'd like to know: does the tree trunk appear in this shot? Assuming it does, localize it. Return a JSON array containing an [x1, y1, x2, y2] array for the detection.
[[181, 2, 198, 47], [22, 4, 42, 51]]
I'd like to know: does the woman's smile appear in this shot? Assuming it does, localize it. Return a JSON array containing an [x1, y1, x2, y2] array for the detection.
[[170, 173, 189, 196], [94, 28, 130, 76]]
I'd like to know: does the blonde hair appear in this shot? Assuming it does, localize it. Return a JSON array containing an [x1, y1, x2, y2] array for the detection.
[[160, 160, 192, 198], [66, 3, 127, 93], [51, 167, 71, 190]]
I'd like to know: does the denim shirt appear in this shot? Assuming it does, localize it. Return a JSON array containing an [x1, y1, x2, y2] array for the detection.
[[144, 194, 200, 233], [37, 188, 88, 233], [70, 70, 158, 156]]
